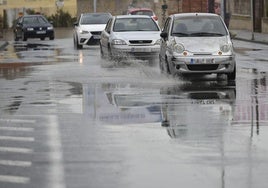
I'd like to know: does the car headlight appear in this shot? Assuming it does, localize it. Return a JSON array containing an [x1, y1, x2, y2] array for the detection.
[[79, 29, 89, 34], [220, 44, 231, 53], [47, 26, 53, 30], [112, 39, 127, 45], [173, 43, 185, 54], [27, 28, 34, 31], [155, 39, 161, 45]]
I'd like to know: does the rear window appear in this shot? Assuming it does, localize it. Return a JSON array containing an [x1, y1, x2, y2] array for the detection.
[[130, 10, 153, 16], [81, 14, 111, 24], [113, 17, 159, 32]]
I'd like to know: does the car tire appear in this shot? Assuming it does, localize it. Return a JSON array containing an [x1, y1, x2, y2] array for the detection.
[[14, 33, 19, 41], [74, 35, 83, 49], [100, 44, 105, 59], [40, 37, 45, 41], [165, 57, 171, 74], [22, 32, 27, 41], [227, 65, 236, 81], [49, 36, 54, 40]]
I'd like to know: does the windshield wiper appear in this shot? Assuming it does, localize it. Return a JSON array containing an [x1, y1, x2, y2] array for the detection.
[[190, 32, 224, 37], [172, 32, 189, 37]]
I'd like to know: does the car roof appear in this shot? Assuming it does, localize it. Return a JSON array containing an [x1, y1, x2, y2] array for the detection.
[[22, 14, 45, 18], [171, 12, 220, 18], [81, 12, 112, 16], [115, 15, 152, 19]]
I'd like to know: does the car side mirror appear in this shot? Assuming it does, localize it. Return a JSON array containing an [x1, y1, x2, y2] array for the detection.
[[73, 22, 78, 27], [160, 32, 168, 40]]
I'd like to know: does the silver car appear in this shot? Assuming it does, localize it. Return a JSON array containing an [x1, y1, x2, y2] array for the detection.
[[100, 15, 161, 64], [159, 13, 236, 80]]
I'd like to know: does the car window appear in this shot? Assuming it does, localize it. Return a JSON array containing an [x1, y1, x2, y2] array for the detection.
[[172, 16, 228, 37], [113, 18, 159, 32], [23, 16, 48, 24], [81, 14, 111, 25], [130, 10, 153, 16], [162, 17, 172, 33], [105, 18, 113, 33]]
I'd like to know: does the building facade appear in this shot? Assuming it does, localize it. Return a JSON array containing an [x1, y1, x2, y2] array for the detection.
[[0, 0, 77, 27]]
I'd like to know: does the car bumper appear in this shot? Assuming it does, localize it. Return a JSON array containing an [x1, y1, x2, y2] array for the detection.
[[25, 30, 54, 38], [78, 33, 101, 45], [169, 55, 236, 74], [111, 45, 160, 60]]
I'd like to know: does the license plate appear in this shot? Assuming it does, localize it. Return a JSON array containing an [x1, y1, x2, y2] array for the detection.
[[93, 35, 101, 39], [131, 48, 151, 52], [191, 100, 216, 105], [190, 59, 214, 64], [36, 31, 46, 34]]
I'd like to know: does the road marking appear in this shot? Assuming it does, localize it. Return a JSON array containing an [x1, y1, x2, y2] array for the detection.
[[0, 160, 32, 167], [0, 147, 33, 154], [0, 127, 34, 132], [0, 136, 35, 142], [47, 115, 66, 188], [0, 118, 36, 124], [0, 175, 30, 184]]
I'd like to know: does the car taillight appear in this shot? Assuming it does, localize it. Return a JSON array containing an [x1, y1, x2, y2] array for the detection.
[[152, 16, 158, 21]]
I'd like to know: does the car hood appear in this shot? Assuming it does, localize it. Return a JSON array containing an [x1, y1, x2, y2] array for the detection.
[[80, 24, 106, 31], [114, 31, 160, 41], [23, 23, 52, 28], [174, 36, 230, 53]]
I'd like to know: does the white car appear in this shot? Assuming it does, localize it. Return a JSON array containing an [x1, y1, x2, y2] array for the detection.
[[73, 12, 112, 49], [100, 15, 161, 64], [159, 13, 236, 80]]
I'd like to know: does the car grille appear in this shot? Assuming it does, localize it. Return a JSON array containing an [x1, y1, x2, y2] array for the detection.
[[129, 40, 152, 44], [187, 64, 219, 71], [90, 31, 102, 35]]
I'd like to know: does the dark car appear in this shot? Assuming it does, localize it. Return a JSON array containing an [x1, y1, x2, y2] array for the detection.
[[14, 15, 55, 41]]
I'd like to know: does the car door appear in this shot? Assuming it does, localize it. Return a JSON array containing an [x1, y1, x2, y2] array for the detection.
[[159, 17, 172, 62], [100, 18, 113, 56]]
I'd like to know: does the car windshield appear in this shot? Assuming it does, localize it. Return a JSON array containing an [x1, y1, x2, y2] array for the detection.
[[130, 10, 153, 16], [171, 16, 228, 37], [113, 18, 159, 32], [81, 14, 110, 24], [23, 16, 48, 24]]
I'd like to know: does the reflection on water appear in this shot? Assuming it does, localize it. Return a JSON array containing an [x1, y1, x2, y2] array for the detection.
[[160, 81, 236, 140]]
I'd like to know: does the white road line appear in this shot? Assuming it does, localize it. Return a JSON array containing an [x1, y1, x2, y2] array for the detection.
[[47, 115, 66, 188], [0, 175, 30, 184], [0, 160, 32, 167], [0, 147, 33, 154], [0, 136, 35, 142], [0, 127, 34, 132], [0, 119, 36, 124]]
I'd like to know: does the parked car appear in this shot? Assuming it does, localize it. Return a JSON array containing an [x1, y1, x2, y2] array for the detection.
[[100, 15, 161, 64], [73, 12, 112, 49], [126, 8, 158, 23], [159, 13, 236, 80], [13, 14, 54, 41]]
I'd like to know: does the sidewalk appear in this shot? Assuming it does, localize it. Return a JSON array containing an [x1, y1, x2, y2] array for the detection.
[[230, 29, 268, 45]]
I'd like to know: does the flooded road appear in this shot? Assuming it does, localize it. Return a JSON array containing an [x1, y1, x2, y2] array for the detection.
[[0, 33, 268, 188]]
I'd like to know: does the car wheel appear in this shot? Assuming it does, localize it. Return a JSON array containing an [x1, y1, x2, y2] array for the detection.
[[74, 36, 83, 49], [22, 32, 27, 41], [227, 65, 236, 81], [14, 33, 19, 41], [40, 37, 45, 41], [100, 44, 105, 59], [49, 36, 54, 40], [165, 57, 171, 74]]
